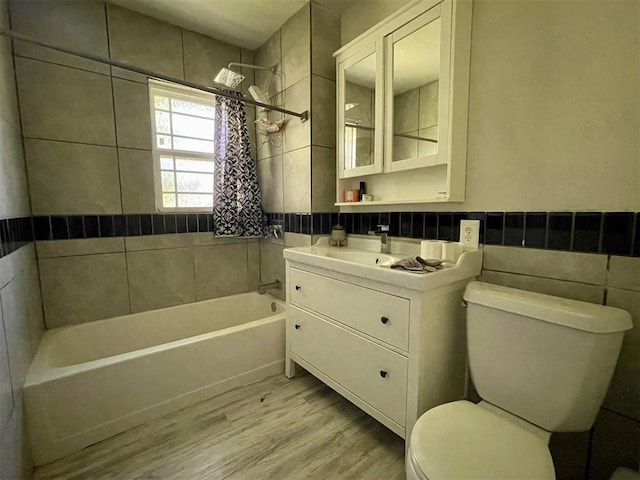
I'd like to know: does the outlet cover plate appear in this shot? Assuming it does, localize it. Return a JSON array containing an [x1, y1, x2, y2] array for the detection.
[[460, 220, 480, 250]]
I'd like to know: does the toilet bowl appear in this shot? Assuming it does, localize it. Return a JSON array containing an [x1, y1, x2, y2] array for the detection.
[[406, 401, 555, 479], [611, 467, 640, 480], [406, 282, 633, 480]]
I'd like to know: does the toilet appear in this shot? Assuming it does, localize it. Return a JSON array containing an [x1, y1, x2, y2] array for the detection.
[[406, 281, 633, 480]]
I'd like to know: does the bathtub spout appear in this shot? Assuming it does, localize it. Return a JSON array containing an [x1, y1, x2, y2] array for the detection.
[[259, 279, 281, 295]]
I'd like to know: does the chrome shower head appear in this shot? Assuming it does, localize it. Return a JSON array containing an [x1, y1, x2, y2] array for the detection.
[[214, 68, 245, 88]]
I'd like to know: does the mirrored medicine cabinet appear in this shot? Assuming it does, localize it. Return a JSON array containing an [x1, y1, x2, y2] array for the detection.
[[334, 0, 472, 206]]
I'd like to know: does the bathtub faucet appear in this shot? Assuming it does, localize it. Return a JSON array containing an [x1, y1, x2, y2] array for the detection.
[[259, 279, 281, 295]]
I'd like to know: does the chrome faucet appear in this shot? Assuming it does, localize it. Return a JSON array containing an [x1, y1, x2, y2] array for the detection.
[[267, 224, 283, 239], [258, 279, 281, 295], [369, 224, 391, 254]]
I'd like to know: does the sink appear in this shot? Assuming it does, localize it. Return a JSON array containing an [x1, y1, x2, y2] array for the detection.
[[283, 237, 483, 291], [323, 249, 401, 266]]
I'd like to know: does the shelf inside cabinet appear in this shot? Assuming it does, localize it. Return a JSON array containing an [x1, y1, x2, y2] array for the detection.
[[335, 197, 453, 207]]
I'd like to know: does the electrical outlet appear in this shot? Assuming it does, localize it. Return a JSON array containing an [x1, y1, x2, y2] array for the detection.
[[459, 220, 480, 250]]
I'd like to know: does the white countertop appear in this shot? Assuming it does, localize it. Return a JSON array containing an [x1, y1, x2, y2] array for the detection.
[[283, 237, 483, 292]]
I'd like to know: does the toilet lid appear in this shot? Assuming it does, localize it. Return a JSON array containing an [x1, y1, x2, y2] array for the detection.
[[410, 401, 555, 480]]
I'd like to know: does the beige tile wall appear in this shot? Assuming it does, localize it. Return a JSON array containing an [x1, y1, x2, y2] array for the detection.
[[254, 1, 339, 216], [480, 245, 640, 477], [11, 1, 268, 326], [310, 2, 340, 213], [259, 238, 286, 301], [0, 252, 44, 477], [107, 4, 184, 80], [1, 0, 43, 477], [12, 0, 255, 219], [24, 139, 121, 215], [39, 252, 130, 327], [36, 235, 260, 327], [10, 0, 110, 75], [253, 1, 339, 288], [16, 56, 117, 145]]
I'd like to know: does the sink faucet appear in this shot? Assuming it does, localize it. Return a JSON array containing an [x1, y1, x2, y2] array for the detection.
[[369, 224, 391, 254]]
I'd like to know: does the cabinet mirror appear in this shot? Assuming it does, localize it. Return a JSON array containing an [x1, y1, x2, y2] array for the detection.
[[345, 54, 375, 169], [338, 42, 384, 178], [385, 6, 449, 173]]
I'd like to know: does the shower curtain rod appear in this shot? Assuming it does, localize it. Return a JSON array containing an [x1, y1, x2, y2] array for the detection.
[[0, 28, 309, 123]]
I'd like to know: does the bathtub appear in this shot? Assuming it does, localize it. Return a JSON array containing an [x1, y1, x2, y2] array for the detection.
[[24, 292, 286, 465]]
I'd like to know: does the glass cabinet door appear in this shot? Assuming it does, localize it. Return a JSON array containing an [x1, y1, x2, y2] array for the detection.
[[337, 40, 384, 178], [384, 4, 451, 173]]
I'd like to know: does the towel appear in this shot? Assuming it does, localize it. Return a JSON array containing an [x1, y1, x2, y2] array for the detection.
[[390, 256, 443, 274]]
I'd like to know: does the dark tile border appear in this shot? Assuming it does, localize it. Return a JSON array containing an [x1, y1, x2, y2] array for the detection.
[[30, 214, 215, 242], [9, 211, 639, 258], [0, 217, 34, 259], [269, 211, 638, 257]]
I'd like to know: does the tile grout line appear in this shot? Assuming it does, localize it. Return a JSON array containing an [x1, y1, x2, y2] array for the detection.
[[105, 2, 132, 316]]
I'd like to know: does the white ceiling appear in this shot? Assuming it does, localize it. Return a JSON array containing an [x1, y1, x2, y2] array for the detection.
[[109, 0, 354, 50]]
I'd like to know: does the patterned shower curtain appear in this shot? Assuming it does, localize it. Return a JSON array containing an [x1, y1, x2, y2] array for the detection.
[[212, 93, 264, 237]]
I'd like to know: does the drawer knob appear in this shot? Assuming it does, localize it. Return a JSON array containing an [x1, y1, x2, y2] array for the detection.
[[295, 285, 301, 291], [381, 316, 389, 324], [295, 324, 301, 330], [379, 370, 388, 378]]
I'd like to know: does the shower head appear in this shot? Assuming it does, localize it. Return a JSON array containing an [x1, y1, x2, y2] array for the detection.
[[214, 68, 245, 89], [248, 85, 271, 106], [214, 62, 276, 89]]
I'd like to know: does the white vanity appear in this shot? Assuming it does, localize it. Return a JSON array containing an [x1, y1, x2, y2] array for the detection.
[[283, 238, 482, 439]]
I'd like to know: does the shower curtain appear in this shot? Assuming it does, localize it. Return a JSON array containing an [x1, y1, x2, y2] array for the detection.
[[212, 93, 264, 237]]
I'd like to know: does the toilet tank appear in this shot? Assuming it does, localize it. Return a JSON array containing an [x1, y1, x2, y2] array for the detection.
[[463, 281, 632, 433]]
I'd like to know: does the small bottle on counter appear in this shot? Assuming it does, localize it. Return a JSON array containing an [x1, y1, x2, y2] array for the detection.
[[359, 181, 366, 201]]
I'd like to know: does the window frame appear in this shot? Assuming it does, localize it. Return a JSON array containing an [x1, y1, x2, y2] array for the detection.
[[148, 79, 217, 213]]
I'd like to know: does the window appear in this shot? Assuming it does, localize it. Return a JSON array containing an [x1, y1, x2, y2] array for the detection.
[[149, 80, 216, 211]]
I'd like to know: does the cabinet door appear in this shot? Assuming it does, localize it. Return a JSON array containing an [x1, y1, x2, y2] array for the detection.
[[384, 2, 452, 173], [289, 268, 410, 351], [289, 307, 408, 425], [337, 39, 385, 179]]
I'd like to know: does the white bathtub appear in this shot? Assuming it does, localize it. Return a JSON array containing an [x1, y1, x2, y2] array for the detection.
[[24, 292, 286, 465]]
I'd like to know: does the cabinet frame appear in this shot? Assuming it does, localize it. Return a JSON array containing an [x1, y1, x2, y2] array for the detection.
[[334, 0, 473, 206]]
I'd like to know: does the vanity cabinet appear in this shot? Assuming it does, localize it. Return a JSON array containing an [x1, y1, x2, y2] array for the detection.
[[284, 251, 476, 439], [335, 0, 473, 205]]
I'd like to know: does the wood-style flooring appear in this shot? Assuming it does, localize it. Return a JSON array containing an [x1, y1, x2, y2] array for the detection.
[[34, 372, 406, 479]]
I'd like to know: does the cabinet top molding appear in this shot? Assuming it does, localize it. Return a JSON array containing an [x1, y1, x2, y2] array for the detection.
[[334, 0, 447, 59]]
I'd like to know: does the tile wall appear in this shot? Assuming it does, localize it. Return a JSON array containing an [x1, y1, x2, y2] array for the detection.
[[0, 0, 43, 477], [254, 1, 340, 299], [479, 246, 639, 479], [9, 0, 261, 326], [268, 210, 640, 257], [36, 234, 259, 328]]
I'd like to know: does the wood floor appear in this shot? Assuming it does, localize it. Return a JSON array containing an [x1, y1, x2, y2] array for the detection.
[[34, 372, 406, 480]]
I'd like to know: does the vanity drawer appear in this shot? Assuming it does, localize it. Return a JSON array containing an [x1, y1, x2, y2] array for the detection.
[[289, 268, 410, 351], [289, 306, 408, 425]]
